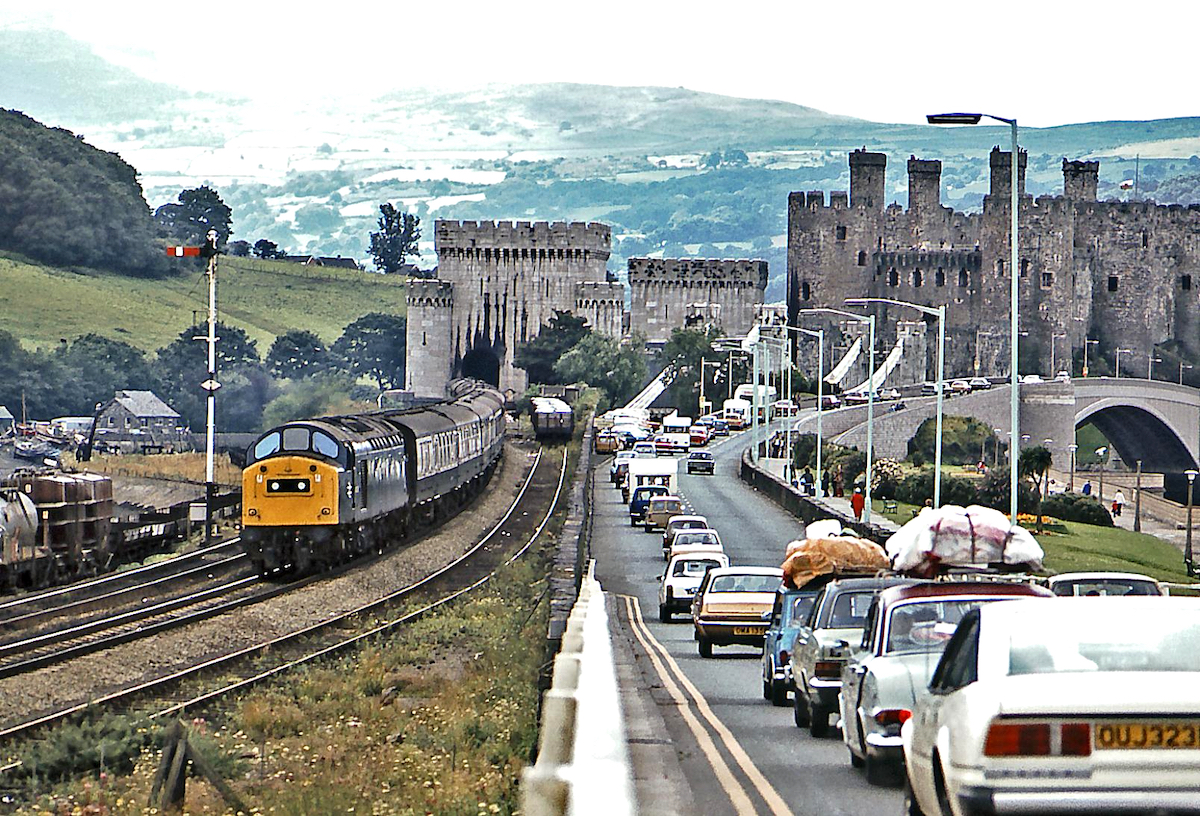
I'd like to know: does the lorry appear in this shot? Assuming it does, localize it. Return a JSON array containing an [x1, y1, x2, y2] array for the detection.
[[655, 412, 692, 455], [623, 457, 679, 502]]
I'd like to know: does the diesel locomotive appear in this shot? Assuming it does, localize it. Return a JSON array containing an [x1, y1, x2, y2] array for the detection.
[[240, 380, 505, 574]]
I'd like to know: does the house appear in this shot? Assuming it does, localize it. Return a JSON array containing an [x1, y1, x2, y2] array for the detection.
[[97, 390, 181, 433], [0, 406, 12, 435], [277, 254, 361, 270]]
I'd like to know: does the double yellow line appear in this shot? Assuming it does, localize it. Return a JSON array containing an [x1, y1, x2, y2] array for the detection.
[[621, 595, 792, 816]]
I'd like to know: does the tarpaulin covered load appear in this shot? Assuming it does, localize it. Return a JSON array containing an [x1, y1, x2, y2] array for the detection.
[[781, 534, 889, 589], [885, 504, 1043, 576]]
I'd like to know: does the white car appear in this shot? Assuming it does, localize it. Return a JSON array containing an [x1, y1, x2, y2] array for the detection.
[[661, 514, 710, 557], [658, 550, 730, 622], [949, 379, 972, 394], [1047, 571, 1166, 597], [1019, 373, 1045, 384], [1054, 370, 1072, 383], [668, 529, 723, 561], [903, 598, 1200, 816]]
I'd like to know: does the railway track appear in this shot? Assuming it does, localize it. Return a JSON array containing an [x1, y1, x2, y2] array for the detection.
[[0, 444, 566, 745]]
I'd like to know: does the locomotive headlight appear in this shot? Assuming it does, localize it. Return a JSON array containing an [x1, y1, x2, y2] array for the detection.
[[248, 508, 258, 516], [321, 508, 331, 515], [297, 481, 307, 491]]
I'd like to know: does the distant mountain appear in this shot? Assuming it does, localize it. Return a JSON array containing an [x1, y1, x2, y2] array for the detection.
[[0, 28, 187, 124]]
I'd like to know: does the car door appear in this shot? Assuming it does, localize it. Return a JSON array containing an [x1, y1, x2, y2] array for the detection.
[[843, 598, 881, 755], [909, 610, 981, 810], [763, 591, 785, 681], [792, 587, 826, 695]]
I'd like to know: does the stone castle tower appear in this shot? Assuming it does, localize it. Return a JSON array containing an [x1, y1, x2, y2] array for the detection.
[[787, 149, 1200, 380], [406, 220, 622, 398], [627, 258, 769, 343]]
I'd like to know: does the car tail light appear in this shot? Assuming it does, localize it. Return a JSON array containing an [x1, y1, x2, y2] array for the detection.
[[1060, 723, 1092, 757], [874, 709, 912, 727], [779, 650, 790, 664], [814, 661, 841, 679]]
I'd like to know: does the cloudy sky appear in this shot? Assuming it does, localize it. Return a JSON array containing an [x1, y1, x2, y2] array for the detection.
[[2, 0, 1195, 128]]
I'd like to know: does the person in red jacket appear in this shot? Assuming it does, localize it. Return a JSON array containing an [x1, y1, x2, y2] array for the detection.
[[850, 487, 865, 521]]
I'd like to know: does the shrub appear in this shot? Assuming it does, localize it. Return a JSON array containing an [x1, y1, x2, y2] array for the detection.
[[907, 415, 997, 465], [975, 467, 1039, 514], [872, 458, 904, 499], [895, 470, 978, 507], [1041, 492, 1114, 527]]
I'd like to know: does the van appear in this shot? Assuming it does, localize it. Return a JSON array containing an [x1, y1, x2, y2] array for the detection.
[[644, 495, 686, 532], [629, 485, 670, 526]]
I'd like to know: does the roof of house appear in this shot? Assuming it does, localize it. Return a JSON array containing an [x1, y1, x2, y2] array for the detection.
[[111, 390, 180, 419], [319, 256, 360, 270]]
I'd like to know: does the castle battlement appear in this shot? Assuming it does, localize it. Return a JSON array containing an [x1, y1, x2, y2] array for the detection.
[[406, 279, 454, 307], [434, 220, 611, 252], [628, 258, 769, 289]]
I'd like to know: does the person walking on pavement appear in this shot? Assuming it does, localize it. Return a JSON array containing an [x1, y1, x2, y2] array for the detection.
[[1113, 489, 1126, 518], [850, 487, 865, 521], [1082, 480, 1092, 497], [833, 466, 845, 497], [821, 468, 831, 498]]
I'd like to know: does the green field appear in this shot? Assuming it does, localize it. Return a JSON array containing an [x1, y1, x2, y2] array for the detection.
[[0, 252, 407, 353]]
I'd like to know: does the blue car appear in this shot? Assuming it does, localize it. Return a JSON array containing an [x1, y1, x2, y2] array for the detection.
[[761, 586, 820, 706]]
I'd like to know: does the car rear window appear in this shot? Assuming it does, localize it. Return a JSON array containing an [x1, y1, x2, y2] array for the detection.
[[710, 574, 781, 593], [675, 532, 719, 547], [1007, 607, 1200, 674], [885, 599, 991, 655], [674, 559, 722, 577], [1051, 579, 1161, 597]]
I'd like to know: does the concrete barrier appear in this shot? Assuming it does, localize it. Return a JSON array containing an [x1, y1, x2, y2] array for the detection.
[[521, 560, 635, 816]]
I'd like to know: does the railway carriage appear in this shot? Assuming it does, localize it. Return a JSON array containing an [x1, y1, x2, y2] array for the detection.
[[531, 397, 574, 440], [241, 380, 504, 575]]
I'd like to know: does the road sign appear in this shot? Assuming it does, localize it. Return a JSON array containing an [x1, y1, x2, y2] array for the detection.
[[200, 379, 222, 392], [167, 246, 202, 257]]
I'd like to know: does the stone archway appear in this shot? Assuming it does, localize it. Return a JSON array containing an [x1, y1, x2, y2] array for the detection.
[[460, 345, 501, 387], [1076, 403, 1197, 472]]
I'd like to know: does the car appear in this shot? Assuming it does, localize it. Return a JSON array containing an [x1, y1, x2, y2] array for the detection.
[[845, 391, 871, 406], [644, 495, 686, 532], [879, 387, 902, 401], [820, 394, 842, 409], [668, 529, 723, 561], [839, 580, 1052, 786], [610, 450, 636, 485], [594, 430, 621, 454], [761, 586, 820, 707], [711, 419, 730, 436], [968, 377, 992, 390], [658, 551, 730, 622], [949, 379, 972, 395], [662, 514, 710, 552], [686, 450, 715, 475], [629, 484, 669, 526], [1047, 571, 1167, 597], [902, 598, 1200, 816], [689, 424, 711, 446], [790, 575, 918, 737], [632, 441, 657, 457], [691, 566, 784, 657], [773, 399, 799, 417], [1019, 373, 1045, 384], [920, 382, 942, 396], [653, 434, 688, 456], [1054, 370, 1072, 382]]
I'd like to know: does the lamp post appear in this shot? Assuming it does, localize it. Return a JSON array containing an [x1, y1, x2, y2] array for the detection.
[[928, 111, 1020, 522], [1067, 443, 1078, 492], [1181, 362, 1194, 385], [993, 427, 1004, 468], [1115, 348, 1132, 379], [1095, 445, 1109, 506], [779, 325, 825, 494], [846, 296, 946, 508], [1186, 469, 1198, 576], [1083, 339, 1099, 378], [1050, 332, 1067, 377], [802, 307, 876, 523], [1134, 459, 1143, 533], [699, 359, 722, 417], [1147, 354, 1162, 381]]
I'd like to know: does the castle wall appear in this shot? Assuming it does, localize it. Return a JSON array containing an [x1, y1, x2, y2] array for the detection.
[[405, 280, 455, 398], [627, 258, 768, 343], [574, 281, 624, 338]]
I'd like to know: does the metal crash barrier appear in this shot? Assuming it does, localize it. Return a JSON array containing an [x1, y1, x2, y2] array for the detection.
[[521, 560, 635, 816]]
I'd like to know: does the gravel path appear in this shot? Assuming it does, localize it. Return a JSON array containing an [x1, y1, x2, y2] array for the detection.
[[0, 445, 536, 728]]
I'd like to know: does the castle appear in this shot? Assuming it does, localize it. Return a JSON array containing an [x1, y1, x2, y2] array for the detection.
[[787, 149, 1200, 381], [406, 220, 768, 398]]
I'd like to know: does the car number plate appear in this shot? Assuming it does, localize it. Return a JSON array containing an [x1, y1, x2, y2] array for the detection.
[[1094, 722, 1200, 750], [733, 626, 765, 636]]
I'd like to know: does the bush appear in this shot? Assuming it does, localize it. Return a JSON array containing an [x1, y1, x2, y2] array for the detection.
[[907, 415, 998, 465], [975, 467, 1039, 514], [872, 458, 904, 500], [1041, 492, 1114, 527], [895, 471, 979, 507]]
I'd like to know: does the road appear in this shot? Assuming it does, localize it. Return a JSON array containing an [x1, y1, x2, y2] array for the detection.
[[593, 426, 902, 815]]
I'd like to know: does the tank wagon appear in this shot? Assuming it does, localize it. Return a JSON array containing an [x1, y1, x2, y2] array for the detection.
[[531, 397, 574, 440], [240, 380, 505, 574], [0, 471, 114, 587]]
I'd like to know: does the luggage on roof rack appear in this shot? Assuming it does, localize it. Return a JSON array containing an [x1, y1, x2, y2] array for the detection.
[[885, 505, 1044, 577]]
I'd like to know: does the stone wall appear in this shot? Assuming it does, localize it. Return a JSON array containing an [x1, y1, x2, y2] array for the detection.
[[627, 257, 768, 343]]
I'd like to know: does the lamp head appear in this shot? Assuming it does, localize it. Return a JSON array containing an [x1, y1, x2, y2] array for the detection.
[[1095, 446, 1109, 457], [927, 113, 983, 125], [1187, 470, 1198, 483]]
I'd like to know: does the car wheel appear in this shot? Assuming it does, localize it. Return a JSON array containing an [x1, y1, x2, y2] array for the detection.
[[770, 680, 789, 707], [809, 702, 830, 738], [933, 753, 955, 816], [865, 753, 899, 787], [849, 747, 865, 769], [792, 688, 810, 728], [902, 773, 928, 816], [698, 638, 713, 658], [658, 604, 670, 623], [762, 679, 771, 700]]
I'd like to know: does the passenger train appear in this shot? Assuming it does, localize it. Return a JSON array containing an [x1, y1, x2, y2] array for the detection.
[[530, 397, 574, 440], [241, 380, 505, 574]]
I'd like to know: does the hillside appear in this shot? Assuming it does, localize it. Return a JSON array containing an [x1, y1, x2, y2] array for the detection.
[[0, 252, 407, 354]]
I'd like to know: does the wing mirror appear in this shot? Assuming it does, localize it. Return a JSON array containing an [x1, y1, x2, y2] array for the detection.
[[656, 575, 663, 582], [760, 611, 773, 621]]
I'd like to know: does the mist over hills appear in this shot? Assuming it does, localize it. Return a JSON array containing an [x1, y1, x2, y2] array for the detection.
[[3, 27, 1200, 299]]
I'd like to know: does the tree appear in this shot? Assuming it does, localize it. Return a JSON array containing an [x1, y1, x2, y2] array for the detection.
[[228, 240, 251, 257], [369, 204, 420, 274], [154, 185, 233, 247], [514, 310, 591, 386], [331, 313, 406, 391], [555, 333, 647, 409], [1018, 445, 1054, 532], [253, 239, 282, 259], [56, 334, 159, 411], [657, 326, 723, 414], [154, 322, 261, 431], [267, 330, 332, 380]]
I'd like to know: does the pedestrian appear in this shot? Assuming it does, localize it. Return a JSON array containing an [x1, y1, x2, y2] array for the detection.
[[1113, 490, 1126, 517], [833, 466, 844, 497], [821, 469, 831, 498], [801, 467, 814, 495], [850, 487, 865, 521], [1081, 480, 1092, 496]]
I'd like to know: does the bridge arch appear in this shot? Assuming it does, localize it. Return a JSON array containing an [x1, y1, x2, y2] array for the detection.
[[460, 345, 502, 387], [1075, 399, 1197, 472]]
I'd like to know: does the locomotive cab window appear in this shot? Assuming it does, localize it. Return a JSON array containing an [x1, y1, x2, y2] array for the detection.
[[253, 432, 281, 461], [312, 431, 339, 459], [283, 427, 311, 451]]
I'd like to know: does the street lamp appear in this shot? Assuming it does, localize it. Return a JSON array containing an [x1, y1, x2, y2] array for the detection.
[[1095, 446, 1109, 506], [1148, 353, 1162, 381], [928, 110, 1020, 522], [1050, 332, 1067, 377], [993, 427, 1004, 468], [1083, 338, 1099, 378], [1067, 443, 1078, 492], [778, 325, 825, 494], [699, 359, 723, 417], [846, 297, 946, 508], [1186, 470, 1198, 576], [802, 307, 876, 523], [1115, 348, 1132, 379]]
